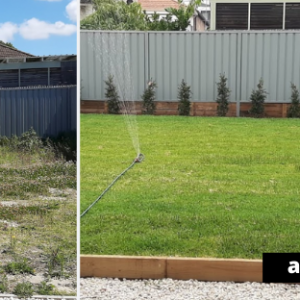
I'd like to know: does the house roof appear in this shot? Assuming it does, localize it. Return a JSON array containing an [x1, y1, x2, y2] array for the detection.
[[0, 43, 35, 59], [138, 0, 181, 12]]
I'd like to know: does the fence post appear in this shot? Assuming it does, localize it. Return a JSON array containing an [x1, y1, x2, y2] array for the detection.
[[236, 32, 242, 117], [144, 31, 149, 87]]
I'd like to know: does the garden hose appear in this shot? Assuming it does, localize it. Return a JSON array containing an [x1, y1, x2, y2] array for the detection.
[[80, 153, 145, 218]]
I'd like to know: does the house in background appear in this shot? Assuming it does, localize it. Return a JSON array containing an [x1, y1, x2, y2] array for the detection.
[[80, 0, 94, 20], [0, 43, 35, 59], [0, 44, 76, 88], [197, 0, 210, 28], [210, 0, 300, 30], [0, 43, 77, 138], [138, 0, 210, 31], [80, 0, 210, 31]]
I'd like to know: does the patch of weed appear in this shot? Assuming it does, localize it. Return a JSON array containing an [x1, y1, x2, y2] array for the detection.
[[4, 258, 35, 275], [36, 281, 55, 295], [13, 282, 34, 298], [0, 274, 8, 293], [47, 248, 66, 277]]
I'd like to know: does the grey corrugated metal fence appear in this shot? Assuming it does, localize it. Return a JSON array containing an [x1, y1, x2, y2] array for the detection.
[[81, 30, 300, 115], [0, 85, 76, 138]]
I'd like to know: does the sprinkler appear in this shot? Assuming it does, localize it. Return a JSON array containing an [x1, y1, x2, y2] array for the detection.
[[134, 153, 145, 163]]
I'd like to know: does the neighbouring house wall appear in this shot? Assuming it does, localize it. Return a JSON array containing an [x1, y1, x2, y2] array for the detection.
[[80, 30, 300, 117], [194, 16, 206, 31], [80, 3, 94, 20]]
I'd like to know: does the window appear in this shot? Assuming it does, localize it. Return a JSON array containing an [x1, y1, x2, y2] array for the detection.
[[250, 3, 283, 29], [216, 3, 248, 30], [286, 3, 300, 29]]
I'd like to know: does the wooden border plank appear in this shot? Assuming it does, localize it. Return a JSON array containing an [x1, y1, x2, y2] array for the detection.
[[167, 258, 262, 282], [81, 255, 262, 282], [80, 255, 166, 279]]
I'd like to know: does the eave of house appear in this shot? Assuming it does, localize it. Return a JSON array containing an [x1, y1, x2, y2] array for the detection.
[[0, 54, 77, 64]]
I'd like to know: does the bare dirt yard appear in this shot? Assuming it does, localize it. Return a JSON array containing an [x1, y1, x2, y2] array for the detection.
[[0, 130, 76, 298]]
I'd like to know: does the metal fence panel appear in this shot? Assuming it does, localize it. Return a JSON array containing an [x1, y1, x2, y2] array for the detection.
[[81, 30, 300, 104], [0, 85, 76, 138], [80, 31, 146, 102], [240, 31, 300, 102], [148, 32, 239, 102]]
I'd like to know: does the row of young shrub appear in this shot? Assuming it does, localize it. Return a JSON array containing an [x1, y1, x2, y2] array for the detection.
[[104, 74, 300, 118]]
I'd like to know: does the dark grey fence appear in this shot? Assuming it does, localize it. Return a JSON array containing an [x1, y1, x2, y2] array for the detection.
[[0, 85, 76, 138]]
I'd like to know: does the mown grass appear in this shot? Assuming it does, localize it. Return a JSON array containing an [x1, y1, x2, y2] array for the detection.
[[81, 115, 300, 259], [0, 131, 76, 295]]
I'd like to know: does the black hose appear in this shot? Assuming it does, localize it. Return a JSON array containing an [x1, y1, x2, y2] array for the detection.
[[80, 153, 144, 218]]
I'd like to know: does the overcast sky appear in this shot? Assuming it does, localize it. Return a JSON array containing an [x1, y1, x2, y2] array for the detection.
[[0, 0, 77, 56]]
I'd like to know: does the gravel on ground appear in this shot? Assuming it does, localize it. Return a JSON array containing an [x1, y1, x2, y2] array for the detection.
[[80, 278, 300, 300]]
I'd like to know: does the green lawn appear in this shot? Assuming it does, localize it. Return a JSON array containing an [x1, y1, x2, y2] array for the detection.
[[81, 114, 300, 259]]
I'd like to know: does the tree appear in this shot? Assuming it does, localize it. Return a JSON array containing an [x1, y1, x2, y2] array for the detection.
[[81, 0, 147, 30], [249, 78, 268, 117], [0, 40, 15, 49], [81, 0, 201, 31], [287, 83, 300, 118], [178, 79, 192, 116], [141, 79, 157, 115], [104, 75, 120, 114], [216, 73, 230, 116], [146, 0, 201, 31]]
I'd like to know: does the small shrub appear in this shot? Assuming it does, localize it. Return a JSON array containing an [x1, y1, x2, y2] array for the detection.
[[36, 281, 55, 295], [47, 248, 66, 277], [105, 75, 120, 114], [48, 130, 77, 162], [287, 83, 300, 118], [249, 78, 268, 117], [18, 127, 43, 152], [0, 274, 8, 293], [13, 282, 34, 298], [0, 128, 42, 153], [142, 79, 157, 115], [0, 136, 10, 147], [178, 79, 192, 116], [216, 73, 230, 117], [4, 258, 35, 275]]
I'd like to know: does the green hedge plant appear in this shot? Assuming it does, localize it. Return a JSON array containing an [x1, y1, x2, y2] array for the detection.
[[216, 73, 230, 117], [142, 79, 157, 115], [249, 78, 268, 117], [178, 79, 191, 116], [105, 75, 120, 114], [287, 83, 300, 118]]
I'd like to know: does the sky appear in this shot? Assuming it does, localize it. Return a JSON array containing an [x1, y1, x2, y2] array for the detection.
[[0, 0, 77, 56]]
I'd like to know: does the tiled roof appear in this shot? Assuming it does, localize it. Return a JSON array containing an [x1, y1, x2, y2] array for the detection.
[[0, 44, 35, 58], [138, 0, 180, 11]]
